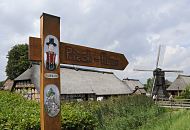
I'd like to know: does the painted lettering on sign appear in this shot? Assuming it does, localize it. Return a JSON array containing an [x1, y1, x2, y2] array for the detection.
[[65, 46, 92, 63], [44, 73, 59, 79], [65, 46, 119, 67], [100, 52, 119, 66]]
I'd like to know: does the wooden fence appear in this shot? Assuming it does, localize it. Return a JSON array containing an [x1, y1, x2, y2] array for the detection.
[[157, 98, 190, 109]]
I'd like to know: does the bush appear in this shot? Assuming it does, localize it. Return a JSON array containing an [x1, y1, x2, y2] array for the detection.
[[0, 91, 96, 130], [0, 91, 165, 130], [87, 95, 165, 130], [0, 91, 40, 130], [61, 103, 97, 129]]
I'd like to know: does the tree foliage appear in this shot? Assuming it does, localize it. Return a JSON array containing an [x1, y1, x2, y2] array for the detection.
[[144, 77, 154, 92], [178, 85, 190, 99], [5, 44, 30, 80], [0, 81, 4, 87]]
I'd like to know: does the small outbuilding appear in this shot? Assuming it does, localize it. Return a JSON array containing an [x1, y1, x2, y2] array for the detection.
[[122, 78, 146, 95], [167, 75, 190, 96]]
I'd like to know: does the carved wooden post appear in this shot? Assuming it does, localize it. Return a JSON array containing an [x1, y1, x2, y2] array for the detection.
[[40, 13, 61, 130]]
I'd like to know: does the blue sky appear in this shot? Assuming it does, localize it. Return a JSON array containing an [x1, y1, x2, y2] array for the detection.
[[0, 0, 190, 83]]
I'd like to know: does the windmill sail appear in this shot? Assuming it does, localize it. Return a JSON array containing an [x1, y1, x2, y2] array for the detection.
[[133, 69, 153, 72], [156, 45, 161, 68], [163, 70, 183, 73], [155, 44, 166, 68]]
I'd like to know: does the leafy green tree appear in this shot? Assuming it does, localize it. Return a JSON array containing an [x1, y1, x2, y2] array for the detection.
[[6, 44, 30, 80], [0, 81, 5, 89], [144, 77, 154, 92], [179, 85, 190, 99]]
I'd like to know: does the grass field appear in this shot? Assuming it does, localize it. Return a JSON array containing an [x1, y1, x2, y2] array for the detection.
[[138, 109, 190, 130]]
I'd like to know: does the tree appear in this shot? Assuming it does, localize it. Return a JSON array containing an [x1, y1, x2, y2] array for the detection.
[[178, 85, 190, 99], [0, 81, 5, 89], [144, 77, 154, 93], [6, 44, 30, 80]]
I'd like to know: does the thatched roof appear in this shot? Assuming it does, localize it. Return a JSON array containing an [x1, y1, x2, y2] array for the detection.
[[3, 79, 14, 91], [122, 78, 146, 94], [14, 69, 32, 81], [167, 75, 190, 91], [16, 64, 132, 95]]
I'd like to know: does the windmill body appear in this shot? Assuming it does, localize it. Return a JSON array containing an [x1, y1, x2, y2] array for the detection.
[[152, 68, 168, 98]]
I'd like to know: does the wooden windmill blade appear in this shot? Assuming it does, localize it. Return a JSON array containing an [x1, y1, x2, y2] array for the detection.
[[133, 69, 153, 72], [156, 44, 161, 68], [163, 70, 183, 73], [155, 44, 166, 69]]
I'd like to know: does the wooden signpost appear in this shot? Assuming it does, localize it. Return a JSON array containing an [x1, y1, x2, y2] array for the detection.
[[29, 39, 128, 70], [29, 13, 128, 130]]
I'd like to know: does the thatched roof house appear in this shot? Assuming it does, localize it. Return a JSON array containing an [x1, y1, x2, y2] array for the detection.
[[13, 64, 132, 100], [122, 78, 146, 95], [13, 68, 38, 100], [167, 75, 190, 96]]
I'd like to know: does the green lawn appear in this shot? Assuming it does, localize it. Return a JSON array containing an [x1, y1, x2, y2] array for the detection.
[[138, 109, 190, 130]]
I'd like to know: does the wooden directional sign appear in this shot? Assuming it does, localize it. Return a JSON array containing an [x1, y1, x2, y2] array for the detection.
[[29, 13, 129, 130], [29, 39, 128, 70]]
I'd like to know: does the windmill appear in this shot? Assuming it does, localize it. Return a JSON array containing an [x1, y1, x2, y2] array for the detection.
[[134, 45, 183, 98]]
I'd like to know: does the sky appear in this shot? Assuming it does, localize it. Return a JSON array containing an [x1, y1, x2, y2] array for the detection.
[[0, 0, 190, 83]]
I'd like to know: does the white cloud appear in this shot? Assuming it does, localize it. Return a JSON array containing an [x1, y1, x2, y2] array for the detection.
[[164, 45, 190, 70], [0, 0, 190, 84], [146, 33, 161, 46], [78, 0, 97, 14], [104, 40, 120, 51]]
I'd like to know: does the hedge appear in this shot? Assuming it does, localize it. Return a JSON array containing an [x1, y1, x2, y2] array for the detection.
[[0, 91, 165, 130]]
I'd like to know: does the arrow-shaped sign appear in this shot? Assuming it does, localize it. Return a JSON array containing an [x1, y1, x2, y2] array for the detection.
[[29, 37, 128, 70]]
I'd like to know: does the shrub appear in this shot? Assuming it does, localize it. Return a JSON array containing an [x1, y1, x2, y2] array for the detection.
[[0, 91, 96, 130], [61, 103, 98, 129], [0, 91, 40, 130], [91, 95, 165, 130], [0, 91, 165, 130]]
